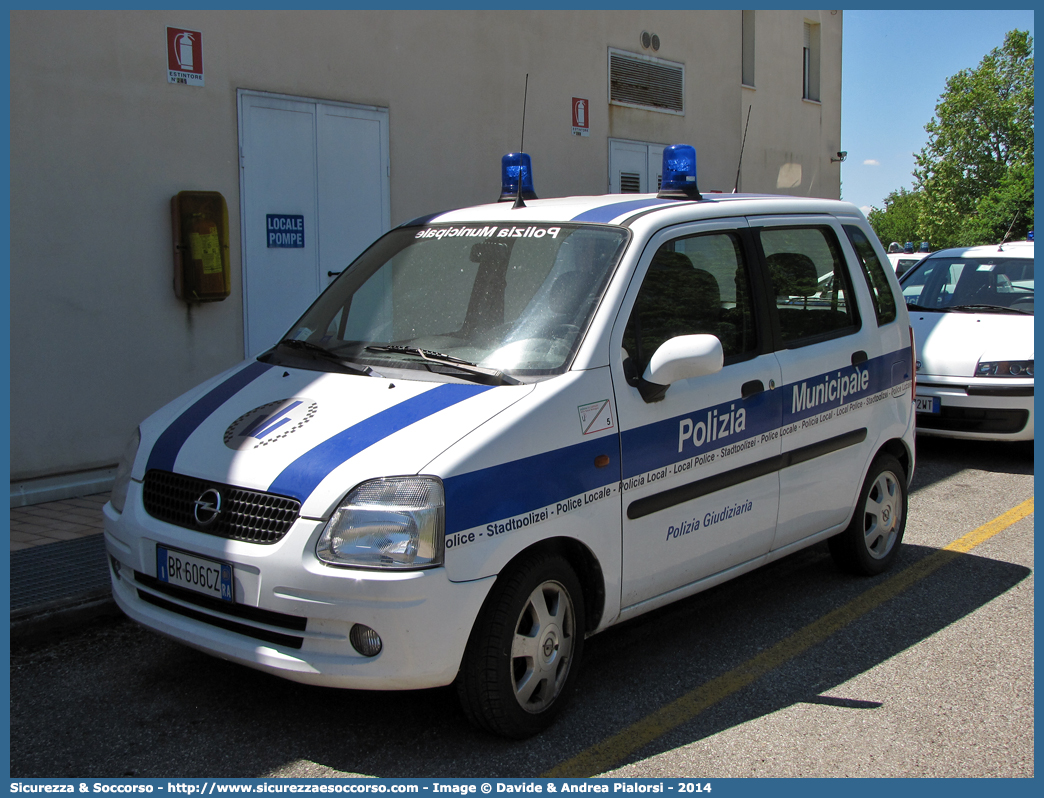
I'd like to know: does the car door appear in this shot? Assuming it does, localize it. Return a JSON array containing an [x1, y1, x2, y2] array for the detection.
[[612, 220, 783, 610], [752, 217, 883, 551]]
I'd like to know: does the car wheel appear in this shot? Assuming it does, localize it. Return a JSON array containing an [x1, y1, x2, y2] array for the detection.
[[457, 551, 586, 738], [829, 454, 907, 576]]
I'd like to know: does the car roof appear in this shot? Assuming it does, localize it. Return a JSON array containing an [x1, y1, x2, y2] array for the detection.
[[408, 192, 866, 228], [925, 240, 1034, 259]]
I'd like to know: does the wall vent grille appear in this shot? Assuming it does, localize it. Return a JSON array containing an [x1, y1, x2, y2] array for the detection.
[[609, 49, 684, 114], [620, 172, 642, 193]]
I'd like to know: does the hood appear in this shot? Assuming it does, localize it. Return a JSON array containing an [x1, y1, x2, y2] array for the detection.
[[911, 311, 1034, 378], [136, 360, 533, 518]]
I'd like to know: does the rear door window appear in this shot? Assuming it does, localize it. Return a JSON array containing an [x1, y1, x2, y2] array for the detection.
[[759, 226, 860, 347]]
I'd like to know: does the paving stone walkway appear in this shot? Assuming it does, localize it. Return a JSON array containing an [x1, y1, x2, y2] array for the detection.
[[10, 493, 109, 550]]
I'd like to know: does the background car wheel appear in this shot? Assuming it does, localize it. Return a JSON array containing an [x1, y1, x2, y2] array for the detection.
[[829, 454, 907, 576], [457, 551, 586, 738]]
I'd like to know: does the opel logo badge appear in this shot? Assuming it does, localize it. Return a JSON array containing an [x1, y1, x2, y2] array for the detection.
[[193, 488, 223, 527]]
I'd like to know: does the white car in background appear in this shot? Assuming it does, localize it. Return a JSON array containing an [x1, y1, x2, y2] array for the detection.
[[900, 239, 1034, 441], [887, 251, 928, 276], [886, 242, 930, 276]]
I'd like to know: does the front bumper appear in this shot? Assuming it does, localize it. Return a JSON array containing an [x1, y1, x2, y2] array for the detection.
[[914, 377, 1034, 441], [104, 483, 495, 690]]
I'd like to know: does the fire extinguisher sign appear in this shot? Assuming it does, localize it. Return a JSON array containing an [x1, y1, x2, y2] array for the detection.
[[571, 98, 590, 137], [167, 27, 204, 86]]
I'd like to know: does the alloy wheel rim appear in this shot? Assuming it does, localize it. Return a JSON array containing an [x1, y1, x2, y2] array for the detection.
[[510, 580, 575, 713], [863, 470, 901, 560]]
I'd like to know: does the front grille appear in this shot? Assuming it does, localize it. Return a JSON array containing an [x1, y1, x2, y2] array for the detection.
[[142, 470, 300, 544], [967, 386, 1034, 397], [918, 407, 1029, 434]]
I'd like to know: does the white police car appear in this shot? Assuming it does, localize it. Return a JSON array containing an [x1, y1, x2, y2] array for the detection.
[[886, 242, 930, 276], [104, 146, 916, 738], [900, 239, 1033, 441]]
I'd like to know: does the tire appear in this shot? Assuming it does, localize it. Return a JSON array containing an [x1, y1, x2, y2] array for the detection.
[[457, 551, 586, 738], [829, 454, 907, 576]]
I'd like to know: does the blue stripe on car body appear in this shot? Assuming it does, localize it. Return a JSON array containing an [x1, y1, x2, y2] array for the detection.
[[442, 346, 913, 535], [442, 436, 619, 535], [570, 198, 675, 223], [269, 383, 492, 504], [146, 360, 273, 473]]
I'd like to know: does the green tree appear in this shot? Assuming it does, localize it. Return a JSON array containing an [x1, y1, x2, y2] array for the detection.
[[913, 29, 1034, 247], [867, 187, 924, 249]]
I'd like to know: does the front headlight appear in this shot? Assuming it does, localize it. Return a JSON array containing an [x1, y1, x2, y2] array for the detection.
[[975, 359, 1034, 377], [316, 476, 445, 569], [110, 428, 141, 514]]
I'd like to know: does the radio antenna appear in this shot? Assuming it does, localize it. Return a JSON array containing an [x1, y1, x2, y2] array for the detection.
[[733, 106, 751, 193], [999, 211, 1020, 249], [513, 74, 529, 209]]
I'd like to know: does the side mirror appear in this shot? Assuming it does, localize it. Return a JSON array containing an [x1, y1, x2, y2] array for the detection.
[[638, 334, 724, 402]]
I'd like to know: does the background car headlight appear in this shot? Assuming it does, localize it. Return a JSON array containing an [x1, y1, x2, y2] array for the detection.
[[109, 428, 141, 514], [316, 476, 445, 569], [975, 359, 1034, 377]]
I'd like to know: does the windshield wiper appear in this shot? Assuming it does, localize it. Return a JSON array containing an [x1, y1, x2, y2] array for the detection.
[[944, 304, 1031, 315], [365, 345, 521, 386], [367, 345, 477, 364], [270, 339, 379, 376]]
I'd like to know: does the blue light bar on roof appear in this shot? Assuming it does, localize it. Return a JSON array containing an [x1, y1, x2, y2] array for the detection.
[[657, 144, 702, 201], [499, 153, 537, 202]]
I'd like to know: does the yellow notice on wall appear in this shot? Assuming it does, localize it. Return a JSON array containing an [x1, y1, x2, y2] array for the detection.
[[190, 230, 223, 274]]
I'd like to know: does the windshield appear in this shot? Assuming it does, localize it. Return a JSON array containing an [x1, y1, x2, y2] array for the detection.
[[273, 222, 629, 379], [900, 254, 1034, 315]]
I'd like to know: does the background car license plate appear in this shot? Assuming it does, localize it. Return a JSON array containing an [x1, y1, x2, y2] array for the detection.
[[156, 546, 234, 602], [915, 395, 940, 414]]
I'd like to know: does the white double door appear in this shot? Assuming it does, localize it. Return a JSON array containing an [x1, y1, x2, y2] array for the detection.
[[609, 139, 664, 194], [238, 91, 390, 356]]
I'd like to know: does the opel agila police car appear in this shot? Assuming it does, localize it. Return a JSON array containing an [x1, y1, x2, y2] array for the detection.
[[104, 146, 917, 738]]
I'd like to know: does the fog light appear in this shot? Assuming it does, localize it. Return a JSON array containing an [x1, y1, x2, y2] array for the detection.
[[350, 624, 383, 657], [109, 554, 122, 580]]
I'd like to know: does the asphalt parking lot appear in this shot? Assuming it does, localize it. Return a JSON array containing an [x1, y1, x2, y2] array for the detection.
[[9, 436, 1033, 778]]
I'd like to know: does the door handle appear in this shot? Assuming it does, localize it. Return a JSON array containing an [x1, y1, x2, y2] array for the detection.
[[851, 350, 868, 365], [327, 270, 343, 277], [741, 379, 765, 398]]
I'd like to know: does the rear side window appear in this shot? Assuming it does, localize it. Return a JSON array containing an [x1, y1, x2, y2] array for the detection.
[[845, 225, 897, 325], [759, 226, 859, 346]]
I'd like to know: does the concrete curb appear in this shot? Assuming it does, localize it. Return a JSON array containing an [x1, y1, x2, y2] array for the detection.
[[10, 592, 124, 646]]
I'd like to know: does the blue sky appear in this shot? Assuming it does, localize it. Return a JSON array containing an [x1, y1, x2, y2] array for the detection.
[[841, 8, 1034, 215]]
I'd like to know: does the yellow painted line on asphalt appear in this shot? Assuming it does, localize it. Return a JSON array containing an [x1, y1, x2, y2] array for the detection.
[[545, 498, 1034, 778]]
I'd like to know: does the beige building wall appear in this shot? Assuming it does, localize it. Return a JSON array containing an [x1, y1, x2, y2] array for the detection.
[[737, 9, 844, 195], [9, 9, 842, 497]]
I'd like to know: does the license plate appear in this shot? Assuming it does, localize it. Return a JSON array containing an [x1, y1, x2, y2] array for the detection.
[[156, 546, 234, 602], [915, 395, 940, 414]]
